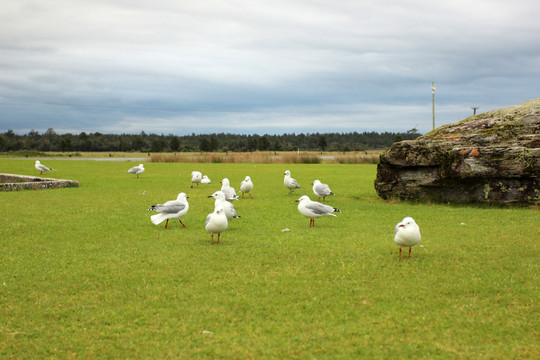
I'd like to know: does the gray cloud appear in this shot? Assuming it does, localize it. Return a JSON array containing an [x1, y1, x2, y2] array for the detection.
[[1, 0, 539, 135]]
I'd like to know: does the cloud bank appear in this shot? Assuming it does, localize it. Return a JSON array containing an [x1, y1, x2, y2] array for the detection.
[[1, 0, 539, 135]]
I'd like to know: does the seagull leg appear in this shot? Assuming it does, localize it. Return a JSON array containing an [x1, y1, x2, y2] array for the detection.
[[165, 219, 169, 229], [211, 234, 214, 245], [409, 247, 412, 259], [179, 219, 186, 227], [40, 171, 43, 175], [249, 193, 253, 199], [217, 233, 221, 244], [399, 247, 403, 261]]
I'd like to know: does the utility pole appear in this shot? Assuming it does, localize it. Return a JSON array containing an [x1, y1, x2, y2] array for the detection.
[[471, 107, 479, 115], [431, 82, 436, 130]]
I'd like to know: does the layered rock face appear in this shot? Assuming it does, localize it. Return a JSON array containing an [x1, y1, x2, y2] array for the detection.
[[375, 98, 540, 205]]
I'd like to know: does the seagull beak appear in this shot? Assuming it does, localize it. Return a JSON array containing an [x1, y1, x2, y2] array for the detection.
[[207, 195, 213, 198], [295, 199, 300, 203], [398, 224, 404, 228]]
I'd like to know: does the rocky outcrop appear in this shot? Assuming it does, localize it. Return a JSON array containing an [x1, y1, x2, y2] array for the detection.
[[374, 98, 540, 205], [0, 173, 79, 191]]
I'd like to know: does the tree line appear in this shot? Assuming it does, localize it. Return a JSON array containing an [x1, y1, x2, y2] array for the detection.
[[0, 128, 421, 153]]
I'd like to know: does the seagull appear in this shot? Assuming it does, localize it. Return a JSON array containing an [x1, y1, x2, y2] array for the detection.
[[220, 178, 239, 200], [240, 176, 254, 199], [201, 175, 212, 184], [34, 160, 53, 175], [149, 192, 189, 228], [127, 164, 145, 178], [312, 180, 334, 201], [205, 206, 228, 245], [191, 171, 202, 188], [284, 170, 302, 195], [208, 191, 241, 220], [394, 217, 421, 261], [295, 195, 340, 227]]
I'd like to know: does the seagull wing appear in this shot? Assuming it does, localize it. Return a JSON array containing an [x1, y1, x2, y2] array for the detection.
[[305, 201, 334, 215], [153, 201, 186, 214]]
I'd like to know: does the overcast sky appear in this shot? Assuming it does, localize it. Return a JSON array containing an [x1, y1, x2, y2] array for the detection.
[[1, 0, 539, 135]]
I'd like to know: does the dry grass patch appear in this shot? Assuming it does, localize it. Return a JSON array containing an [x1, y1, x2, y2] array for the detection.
[[150, 151, 382, 164]]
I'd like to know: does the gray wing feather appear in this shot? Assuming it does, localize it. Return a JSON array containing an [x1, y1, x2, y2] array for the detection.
[[305, 202, 333, 215], [315, 183, 332, 196], [154, 202, 185, 214]]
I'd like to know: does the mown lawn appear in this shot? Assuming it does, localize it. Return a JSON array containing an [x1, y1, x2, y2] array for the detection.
[[0, 159, 538, 359]]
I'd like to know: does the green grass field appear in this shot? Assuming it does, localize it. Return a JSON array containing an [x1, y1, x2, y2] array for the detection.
[[1, 159, 538, 359]]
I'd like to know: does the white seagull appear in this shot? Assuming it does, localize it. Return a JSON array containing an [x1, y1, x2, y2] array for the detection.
[[220, 178, 239, 200], [127, 164, 145, 178], [191, 171, 203, 188], [312, 180, 334, 202], [34, 160, 53, 175], [284, 170, 302, 195], [205, 206, 228, 245], [201, 175, 212, 184], [208, 191, 241, 220], [295, 195, 340, 227], [149, 192, 190, 228], [394, 217, 421, 261], [240, 176, 254, 199]]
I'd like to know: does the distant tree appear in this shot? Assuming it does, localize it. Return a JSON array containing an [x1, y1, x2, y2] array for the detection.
[[258, 136, 270, 151], [170, 136, 181, 152], [60, 137, 72, 152], [272, 139, 282, 152], [44, 128, 57, 138], [318, 135, 327, 152], [151, 138, 165, 152], [0, 135, 8, 152], [247, 136, 257, 152], [5, 130, 16, 139], [132, 136, 145, 151], [199, 138, 211, 152], [209, 135, 218, 152]]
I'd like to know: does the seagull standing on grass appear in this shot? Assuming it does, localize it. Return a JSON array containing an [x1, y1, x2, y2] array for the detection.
[[127, 164, 145, 178], [201, 175, 212, 184], [295, 195, 340, 227], [205, 206, 228, 245], [312, 180, 334, 201], [34, 160, 53, 175], [220, 178, 239, 200], [394, 217, 421, 261], [191, 171, 202, 188], [240, 176, 254, 199], [284, 170, 302, 195], [208, 191, 241, 220], [149, 192, 189, 228]]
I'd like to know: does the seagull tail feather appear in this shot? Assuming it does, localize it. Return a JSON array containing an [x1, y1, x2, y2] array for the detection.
[[151, 213, 166, 225]]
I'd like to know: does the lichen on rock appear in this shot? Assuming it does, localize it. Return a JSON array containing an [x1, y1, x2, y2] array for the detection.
[[374, 98, 540, 205]]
